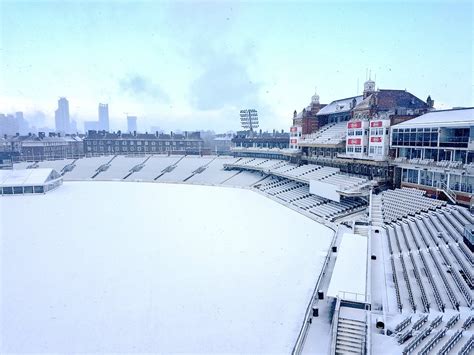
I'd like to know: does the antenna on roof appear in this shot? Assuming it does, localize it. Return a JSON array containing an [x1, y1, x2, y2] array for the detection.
[[357, 78, 359, 95]]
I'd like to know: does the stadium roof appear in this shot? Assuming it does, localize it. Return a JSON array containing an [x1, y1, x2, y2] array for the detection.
[[393, 107, 474, 128], [0, 168, 60, 186], [354, 89, 428, 112], [327, 232, 368, 302], [316, 96, 363, 116]]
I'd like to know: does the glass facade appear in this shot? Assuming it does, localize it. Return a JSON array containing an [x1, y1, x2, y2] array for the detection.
[[402, 168, 474, 193], [391, 127, 438, 147]]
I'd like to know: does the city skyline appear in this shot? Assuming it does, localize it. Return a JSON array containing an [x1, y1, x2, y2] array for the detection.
[[0, 0, 472, 132]]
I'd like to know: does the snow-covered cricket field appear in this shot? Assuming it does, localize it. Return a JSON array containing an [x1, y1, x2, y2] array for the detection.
[[0, 181, 334, 353]]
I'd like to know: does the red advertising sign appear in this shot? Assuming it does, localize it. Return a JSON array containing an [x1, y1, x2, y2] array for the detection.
[[348, 121, 362, 129], [290, 139, 298, 144], [370, 136, 383, 143], [290, 126, 298, 132], [370, 121, 383, 127], [347, 138, 362, 145]]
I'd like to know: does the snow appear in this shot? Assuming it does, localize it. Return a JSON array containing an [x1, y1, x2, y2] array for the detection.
[[128, 155, 182, 180], [95, 156, 146, 180], [222, 170, 267, 186], [393, 108, 474, 128], [187, 156, 239, 184], [316, 96, 363, 116], [157, 156, 214, 182], [327, 233, 368, 301], [36, 159, 74, 172], [63, 156, 112, 180], [0, 168, 57, 186], [0, 181, 334, 353]]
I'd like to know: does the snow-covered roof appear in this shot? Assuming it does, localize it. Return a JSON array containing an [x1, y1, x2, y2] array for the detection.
[[316, 96, 362, 116], [393, 108, 474, 129], [0, 168, 60, 186], [327, 233, 368, 302]]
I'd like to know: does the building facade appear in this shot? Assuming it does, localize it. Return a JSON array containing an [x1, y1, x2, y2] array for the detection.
[[290, 90, 326, 149], [6, 132, 84, 161], [390, 108, 474, 206], [344, 82, 430, 160], [84, 130, 204, 155]]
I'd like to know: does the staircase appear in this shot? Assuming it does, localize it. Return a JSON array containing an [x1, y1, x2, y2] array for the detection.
[[437, 182, 457, 204], [354, 224, 369, 237], [335, 317, 367, 354], [370, 193, 384, 227]]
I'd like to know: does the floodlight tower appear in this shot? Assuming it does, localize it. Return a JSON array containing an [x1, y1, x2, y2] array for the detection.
[[239, 109, 259, 134]]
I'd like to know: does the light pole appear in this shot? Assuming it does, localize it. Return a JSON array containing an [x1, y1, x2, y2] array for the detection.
[[240, 109, 259, 134]]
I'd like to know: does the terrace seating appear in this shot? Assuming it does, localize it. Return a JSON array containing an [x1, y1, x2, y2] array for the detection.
[[300, 121, 348, 146], [438, 330, 463, 355], [381, 188, 446, 223]]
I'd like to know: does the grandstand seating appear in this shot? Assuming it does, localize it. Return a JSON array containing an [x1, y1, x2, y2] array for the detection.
[[158, 156, 214, 182], [224, 159, 370, 194], [382, 187, 474, 314], [62, 155, 113, 180], [300, 121, 347, 145], [381, 188, 446, 223], [187, 156, 239, 184], [95, 156, 147, 180], [256, 177, 366, 221]]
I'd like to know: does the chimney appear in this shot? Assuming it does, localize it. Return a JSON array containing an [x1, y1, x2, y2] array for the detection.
[[15, 132, 20, 137], [133, 130, 136, 136], [155, 131, 159, 138]]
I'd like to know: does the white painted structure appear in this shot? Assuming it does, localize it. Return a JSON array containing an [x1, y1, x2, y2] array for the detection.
[[0, 168, 62, 195], [327, 232, 368, 302]]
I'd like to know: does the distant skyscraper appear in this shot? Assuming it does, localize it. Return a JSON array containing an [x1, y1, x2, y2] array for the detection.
[[55, 97, 70, 133], [127, 115, 137, 133], [98, 103, 109, 131], [0, 113, 19, 136]]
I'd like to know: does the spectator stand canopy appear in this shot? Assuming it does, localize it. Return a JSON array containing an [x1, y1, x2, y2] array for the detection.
[[0, 168, 63, 195]]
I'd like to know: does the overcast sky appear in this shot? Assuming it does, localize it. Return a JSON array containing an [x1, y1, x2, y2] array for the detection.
[[0, 0, 472, 133]]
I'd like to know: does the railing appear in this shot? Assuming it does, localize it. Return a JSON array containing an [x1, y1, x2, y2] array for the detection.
[[291, 225, 339, 355], [439, 182, 457, 203]]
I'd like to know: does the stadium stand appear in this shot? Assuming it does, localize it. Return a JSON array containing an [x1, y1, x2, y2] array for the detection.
[[95, 156, 148, 180], [256, 177, 366, 221], [300, 121, 348, 145]]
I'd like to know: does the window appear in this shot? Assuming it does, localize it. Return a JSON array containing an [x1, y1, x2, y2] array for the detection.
[[13, 186, 23, 194], [34, 186, 44, 193], [3, 186, 13, 194], [355, 146, 362, 153]]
